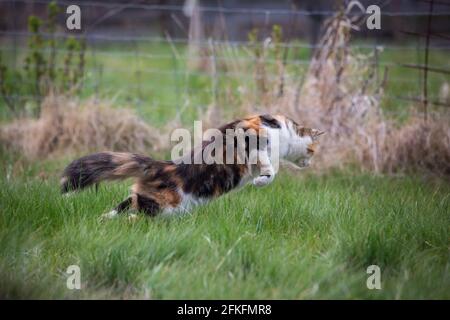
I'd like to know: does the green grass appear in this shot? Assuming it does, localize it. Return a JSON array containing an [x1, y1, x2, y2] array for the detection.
[[0, 164, 449, 299], [0, 39, 449, 299], [1, 41, 449, 124], [62, 42, 450, 122]]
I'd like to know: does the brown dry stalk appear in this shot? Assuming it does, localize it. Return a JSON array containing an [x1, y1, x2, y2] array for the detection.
[[0, 95, 163, 159]]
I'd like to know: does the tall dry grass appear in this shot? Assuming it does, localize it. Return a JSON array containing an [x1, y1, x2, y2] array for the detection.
[[376, 116, 450, 176], [0, 95, 162, 159], [198, 9, 450, 178], [1, 8, 449, 178]]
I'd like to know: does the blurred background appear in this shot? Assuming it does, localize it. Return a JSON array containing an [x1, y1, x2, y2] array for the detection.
[[1, 1, 450, 300], [0, 0, 449, 174]]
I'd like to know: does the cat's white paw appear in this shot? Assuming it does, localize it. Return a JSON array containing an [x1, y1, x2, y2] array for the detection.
[[99, 210, 118, 222], [253, 175, 273, 187]]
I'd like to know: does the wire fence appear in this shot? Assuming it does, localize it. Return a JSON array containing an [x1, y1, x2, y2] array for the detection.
[[3, 0, 450, 16], [0, 0, 449, 118]]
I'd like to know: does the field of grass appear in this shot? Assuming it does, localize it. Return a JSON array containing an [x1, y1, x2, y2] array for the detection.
[[0, 38, 449, 299], [0, 155, 449, 299], [1, 40, 449, 124]]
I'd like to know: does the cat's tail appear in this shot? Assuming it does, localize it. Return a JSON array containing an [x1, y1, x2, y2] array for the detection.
[[60, 152, 154, 193]]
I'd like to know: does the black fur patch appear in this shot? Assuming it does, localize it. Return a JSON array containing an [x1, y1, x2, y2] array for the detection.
[[176, 164, 242, 198], [259, 114, 281, 128], [136, 194, 160, 216], [114, 197, 132, 213]]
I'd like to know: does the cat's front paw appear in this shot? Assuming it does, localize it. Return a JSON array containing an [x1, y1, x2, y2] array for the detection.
[[253, 175, 274, 187]]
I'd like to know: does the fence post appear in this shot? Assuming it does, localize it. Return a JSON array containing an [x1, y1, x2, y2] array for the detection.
[[423, 0, 434, 122], [209, 38, 218, 108], [132, 39, 143, 106]]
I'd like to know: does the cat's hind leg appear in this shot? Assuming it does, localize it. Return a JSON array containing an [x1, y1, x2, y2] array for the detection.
[[100, 197, 132, 221], [136, 194, 160, 216]]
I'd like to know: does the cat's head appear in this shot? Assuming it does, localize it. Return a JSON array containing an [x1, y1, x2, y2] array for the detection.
[[283, 118, 325, 168], [246, 114, 325, 168]]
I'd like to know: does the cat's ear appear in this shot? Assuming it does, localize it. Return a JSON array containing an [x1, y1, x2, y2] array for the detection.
[[311, 129, 325, 139], [259, 114, 281, 128]]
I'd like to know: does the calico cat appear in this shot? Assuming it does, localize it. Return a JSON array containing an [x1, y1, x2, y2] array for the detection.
[[61, 114, 324, 218]]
